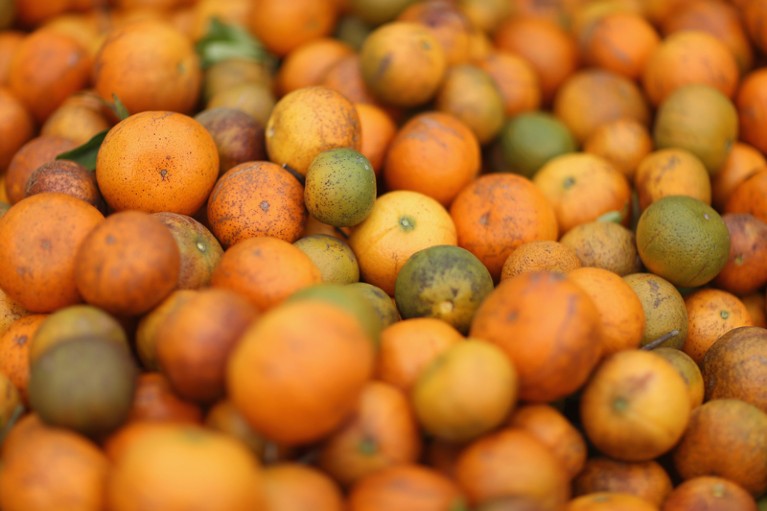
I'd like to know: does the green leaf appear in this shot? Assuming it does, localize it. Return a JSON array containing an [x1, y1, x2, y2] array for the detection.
[[195, 17, 276, 70], [112, 94, 130, 121], [55, 130, 108, 171], [54, 94, 127, 171]]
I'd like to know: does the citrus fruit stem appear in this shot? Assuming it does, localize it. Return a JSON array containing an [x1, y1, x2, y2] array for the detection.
[[641, 329, 681, 351]]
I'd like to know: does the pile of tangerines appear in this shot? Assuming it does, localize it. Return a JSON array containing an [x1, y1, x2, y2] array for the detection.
[[2, 0, 767, 509]]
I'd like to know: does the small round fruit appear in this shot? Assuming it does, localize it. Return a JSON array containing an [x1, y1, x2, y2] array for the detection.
[[293, 233, 360, 284], [304, 147, 377, 227], [152, 212, 224, 290], [498, 111, 577, 178], [579, 349, 691, 462], [653, 84, 738, 176], [264, 85, 361, 177], [635, 195, 730, 288], [623, 272, 689, 350], [701, 326, 767, 413], [394, 245, 494, 334], [346, 281, 401, 329], [412, 339, 518, 443], [359, 21, 447, 108], [29, 304, 129, 365], [28, 337, 138, 437]]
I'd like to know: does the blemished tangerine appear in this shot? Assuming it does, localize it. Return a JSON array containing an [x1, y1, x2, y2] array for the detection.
[[0, 192, 104, 313], [4, 134, 77, 205], [713, 213, 767, 296], [262, 462, 345, 511], [470, 271, 602, 403], [661, 0, 754, 75], [96, 111, 219, 216], [449, 173, 558, 281], [672, 398, 767, 496], [0, 87, 35, 172], [383, 110, 480, 207], [74, 210, 181, 317], [274, 37, 354, 97], [359, 21, 447, 108], [264, 85, 361, 177], [396, 0, 473, 66], [641, 30, 739, 107], [500, 240, 582, 280], [533, 152, 632, 235], [553, 68, 651, 145], [454, 427, 571, 509], [347, 463, 465, 511], [206, 161, 307, 247], [571, 457, 673, 507]]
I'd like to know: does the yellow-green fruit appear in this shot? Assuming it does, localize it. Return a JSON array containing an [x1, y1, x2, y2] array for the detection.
[[653, 84, 738, 176], [29, 304, 129, 365], [286, 283, 382, 346], [499, 111, 576, 178], [346, 281, 401, 328], [435, 64, 505, 145], [636, 195, 730, 288], [294, 234, 360, 284], [394, 245, 494, 334], [624, 272, 688, 350], [412, 339, 518, 443], [29, 337, 138, 437], [348, 0, 416, 26], [334, 15, 371, 50], [304, 147, 377, 228]]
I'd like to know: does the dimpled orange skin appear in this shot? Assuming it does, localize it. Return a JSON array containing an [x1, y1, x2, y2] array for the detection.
[[92, 18, 202, 116], [206, 161, 307, 247], [264, 86, 362, 177], [96, 111, 220, 215], [0, 193, 105, 313]]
